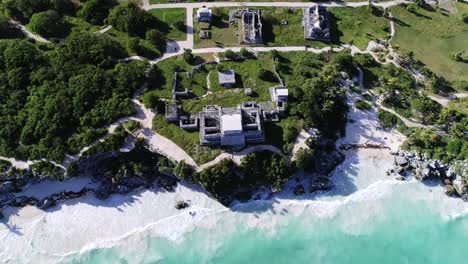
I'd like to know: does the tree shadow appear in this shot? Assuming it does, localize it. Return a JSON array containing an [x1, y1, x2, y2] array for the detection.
[[329, 12, 344, 46]]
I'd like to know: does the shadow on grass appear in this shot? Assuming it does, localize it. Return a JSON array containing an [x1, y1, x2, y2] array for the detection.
[[329, 12, 344, 46]]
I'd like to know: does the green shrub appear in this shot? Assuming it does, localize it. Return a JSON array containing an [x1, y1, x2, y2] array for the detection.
[[378, 109, 398, 129], [355, 100, 372, 110]]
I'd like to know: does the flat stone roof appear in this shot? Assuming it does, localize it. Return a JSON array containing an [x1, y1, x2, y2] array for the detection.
[[276, 88, 288, 97], [221, 113, 242, 132], [218, 70, 236, 85]]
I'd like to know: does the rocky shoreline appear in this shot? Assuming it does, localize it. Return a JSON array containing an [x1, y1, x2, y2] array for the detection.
[[388, 150, 468, 201], [0, 145, 181, 218]]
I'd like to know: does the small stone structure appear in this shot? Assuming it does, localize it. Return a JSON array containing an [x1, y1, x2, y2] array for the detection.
[[230, 9, 263, 44], [165, 103, 180, 123], [270, 86, 289, 112], [197, 6, 213, 23], [218, 69, 236, 88], [199, 30, 211, 39], [173, 72, 191, 99], [303, 5, 331, 42], [179, 115, 199, 130]]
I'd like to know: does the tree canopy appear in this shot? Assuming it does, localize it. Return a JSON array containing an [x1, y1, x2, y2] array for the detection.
[[0, 35, 149, 162]]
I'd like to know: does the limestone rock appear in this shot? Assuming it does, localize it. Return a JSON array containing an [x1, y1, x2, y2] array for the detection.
[[39, 198, 55, 210], [395, 157, 408, 167], [445, 185, 457, 197], [175, 200, 189, 210], [395, 176, 405, 181]]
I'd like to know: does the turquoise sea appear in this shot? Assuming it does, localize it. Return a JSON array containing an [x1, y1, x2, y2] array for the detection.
[[70, 182, 468, 264]]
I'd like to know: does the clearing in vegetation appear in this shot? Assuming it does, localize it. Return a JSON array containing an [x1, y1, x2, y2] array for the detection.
[[390, 4, 468, 83], [149, 8, 187, 41]]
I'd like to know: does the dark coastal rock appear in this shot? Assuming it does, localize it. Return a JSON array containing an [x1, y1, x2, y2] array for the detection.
[[461, 193, 468, 203], [310, 176, 334, 193], [0, 181, 16, 193], [157, 173, 178, 191], [95, 183, 112, 200], [294, 184, 305, 195], [395, 157, 408, 167], [39, 198, 55, 210], [395, 176, 405, 181], [314, 150, 345, 175], [175, 200, 189, 210]]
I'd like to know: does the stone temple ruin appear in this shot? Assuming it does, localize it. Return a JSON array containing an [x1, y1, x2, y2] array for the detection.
[[303, 5, 331, 42], [230, 9, 263, 44], [164, 85, 288, 147]]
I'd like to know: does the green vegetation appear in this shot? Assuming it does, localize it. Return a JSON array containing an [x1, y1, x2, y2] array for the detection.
[[123, 120, 141, 133], [0, 160, 12, 173], [149, 8, 186, 41], [143, 55, 208, 99], [391, 4, 468, 83], [275, 51, 350, 138], [28, 10, 69, 38], [144, 52, 278, 111], [295, 147, 314, 170], [193, 151, 294, 204], [0, 35, 148, 162], [330, 6, 390, 50], [194, 6, 388, 49], [152, 115, 221, 164], [0, 14, 24, 39], [78, 0, 116, 25], [30, 161, 64, 180], [378, 109, 398, 129], [82, 125, 129, 157], [264, 116, 303, 153], [355, 99, 372, 110]]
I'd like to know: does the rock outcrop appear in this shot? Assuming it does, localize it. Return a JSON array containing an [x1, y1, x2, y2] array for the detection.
[[388, 150, 468, 200]]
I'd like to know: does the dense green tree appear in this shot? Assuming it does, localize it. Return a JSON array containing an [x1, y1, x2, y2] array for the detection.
[[183, 48, 194, 64], [410, 97, 441, 124], [77, 0, 116, 25], [107, 3, 160, 37], [146, 29, 166, 51], [0, 36, 148, 161], [295, 148, 314, 170], [3, 0, 50, 21], [28, 10, 69, 38]]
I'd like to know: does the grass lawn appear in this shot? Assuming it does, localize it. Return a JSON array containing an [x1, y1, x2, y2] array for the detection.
[[146, 55, 208, 99], [455, 1, 468, 14], [147, 53, 279, 112], [330, 6, 390, 50], [105, 28, 161, 59], [152, 114, 222, 164], [194, 6, 389, 50], [194, 7, 238, 48], [149, 8, 187, 41], [390, 5, 468, 83]]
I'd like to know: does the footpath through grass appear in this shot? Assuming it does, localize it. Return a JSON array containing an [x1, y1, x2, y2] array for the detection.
[[391, 4, 468, 83], [152, 114, 222, 165], [149, 8, 187, 41]]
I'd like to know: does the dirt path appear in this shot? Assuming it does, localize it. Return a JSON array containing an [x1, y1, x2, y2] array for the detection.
[[9, 20, 51, 43]]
